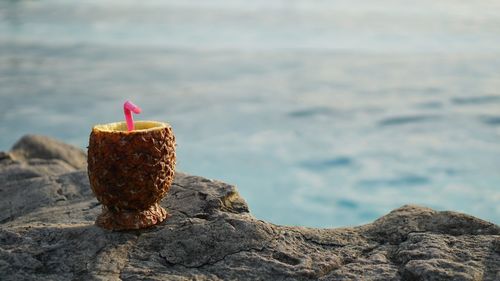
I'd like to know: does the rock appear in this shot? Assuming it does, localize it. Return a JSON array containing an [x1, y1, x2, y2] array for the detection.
[[10, 134, 87, 170], [0, 135, 499, 281]]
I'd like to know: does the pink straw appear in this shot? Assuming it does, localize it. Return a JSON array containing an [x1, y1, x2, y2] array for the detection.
[[123, 100, 142, 131]]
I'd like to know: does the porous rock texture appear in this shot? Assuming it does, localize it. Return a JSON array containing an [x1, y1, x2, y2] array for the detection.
[[1, 135, 499, 281]]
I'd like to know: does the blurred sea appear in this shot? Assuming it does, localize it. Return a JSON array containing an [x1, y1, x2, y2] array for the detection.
[[1, 0, 499, 227]]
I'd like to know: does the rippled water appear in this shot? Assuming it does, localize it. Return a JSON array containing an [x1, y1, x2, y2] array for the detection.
[[1, 0, 499, 227]]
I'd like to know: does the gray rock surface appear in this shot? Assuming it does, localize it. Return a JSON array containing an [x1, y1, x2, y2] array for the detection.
[[9, 134, 87, 170], [1, 135, 499, 281]]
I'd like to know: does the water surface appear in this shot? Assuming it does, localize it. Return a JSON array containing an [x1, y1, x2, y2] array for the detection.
[[1, 0, 499, 227]]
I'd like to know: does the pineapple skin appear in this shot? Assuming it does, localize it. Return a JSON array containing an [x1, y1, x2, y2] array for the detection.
[[87, 123, 176, 230]]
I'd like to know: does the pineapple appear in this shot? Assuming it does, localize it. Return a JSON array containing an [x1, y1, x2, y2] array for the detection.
[[88, 121, 176, 230]]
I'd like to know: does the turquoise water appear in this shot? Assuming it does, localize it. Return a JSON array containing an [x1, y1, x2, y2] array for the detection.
[[1, 0, 499, 227]]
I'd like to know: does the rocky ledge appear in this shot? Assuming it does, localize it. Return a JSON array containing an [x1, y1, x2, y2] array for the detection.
[[1, 135, 499, 281]]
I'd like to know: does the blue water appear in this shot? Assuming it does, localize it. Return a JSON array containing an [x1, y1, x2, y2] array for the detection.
[[1, 0, 499, 227]]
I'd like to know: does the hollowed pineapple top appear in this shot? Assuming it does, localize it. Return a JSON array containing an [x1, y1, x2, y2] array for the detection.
[[93, 120, 169, 133], [88, 121, 176, 211]]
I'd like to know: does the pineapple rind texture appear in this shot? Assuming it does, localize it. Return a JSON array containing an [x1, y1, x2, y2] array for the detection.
[[87, 121, 176, 230]]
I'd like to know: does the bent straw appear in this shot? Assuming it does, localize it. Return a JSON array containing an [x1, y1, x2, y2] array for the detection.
[[124, 100, 142, 131]]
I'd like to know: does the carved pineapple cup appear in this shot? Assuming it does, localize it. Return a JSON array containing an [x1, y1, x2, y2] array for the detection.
[[88, 121, 176, 230]]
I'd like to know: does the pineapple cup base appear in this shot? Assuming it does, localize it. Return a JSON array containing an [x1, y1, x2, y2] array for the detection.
[[96, 203, 169, 230]]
